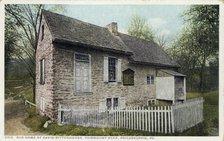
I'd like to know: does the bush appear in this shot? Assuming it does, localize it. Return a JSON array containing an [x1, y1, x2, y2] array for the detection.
[[24, 107, 48, 131]]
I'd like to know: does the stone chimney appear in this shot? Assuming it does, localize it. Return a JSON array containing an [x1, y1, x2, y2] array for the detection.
[[106, 22, 118, 35]]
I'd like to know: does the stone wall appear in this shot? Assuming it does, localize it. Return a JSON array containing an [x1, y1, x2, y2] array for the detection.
[[36, 16, 157, 121], [51, 44, 157, 119], [35, 15, 55, 119]]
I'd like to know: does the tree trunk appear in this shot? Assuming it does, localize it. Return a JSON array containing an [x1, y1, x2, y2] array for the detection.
[[33, 78, 36, 103], [199, 57, 206, 93]]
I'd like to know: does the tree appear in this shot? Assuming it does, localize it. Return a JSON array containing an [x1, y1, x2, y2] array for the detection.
[[184, 5, 219, 92], [5, 4, 66, 102], [156, 33, 167, 49], [128, 14, 155, 42], [169, 5, 219, 92], [5, 13, 20, 77]]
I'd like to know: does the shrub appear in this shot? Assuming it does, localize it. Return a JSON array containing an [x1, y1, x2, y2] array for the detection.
[[24, 107, 48, 131]]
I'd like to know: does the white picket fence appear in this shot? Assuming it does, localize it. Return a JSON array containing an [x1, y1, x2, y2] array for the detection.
[[58, 97, 204, 134], [172, 97, 204, 132]]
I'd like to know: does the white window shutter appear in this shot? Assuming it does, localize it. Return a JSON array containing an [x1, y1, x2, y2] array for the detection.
[[119, 97, 126, 109], [99, 98, 106, 112], [104, 57, 108, 82], [117, 59, 122, 82]]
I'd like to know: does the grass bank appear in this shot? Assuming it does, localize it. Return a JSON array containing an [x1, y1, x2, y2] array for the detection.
[[181, 91, 218, 136]]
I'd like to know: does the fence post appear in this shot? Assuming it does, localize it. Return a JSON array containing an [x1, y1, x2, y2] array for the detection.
[[158, 106, 160, 133], [139, 107, 142, 130], [133, 106, 135, 130], [151, 107, 154, 132], [171, 106, 175, 133], [168, 106, 171, 134], [58, 103, 61, 125], [148, 107, 150, 132]]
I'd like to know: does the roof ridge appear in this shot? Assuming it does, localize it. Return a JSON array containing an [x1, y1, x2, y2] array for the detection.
[[118, 32, 159, 46]]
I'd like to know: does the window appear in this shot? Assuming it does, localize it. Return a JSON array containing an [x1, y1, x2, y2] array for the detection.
[[123, 69, 134, 86], [75, 54, 89, 62], [113, 98, 119, 108], [75, 53, 91, 93], [108, 57, 116, 82], [147, 99, 156, 106], [106, 98, 112, 110], [40, 97, 45, 112], [104, 57, 121, 83], [147, 75, 154, 84], [41, 25, 44, 41], [40, 59, 45, 85], [106, 97, 119, 110]]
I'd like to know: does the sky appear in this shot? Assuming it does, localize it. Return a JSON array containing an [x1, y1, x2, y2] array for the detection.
[[62, 5, 189, 47]]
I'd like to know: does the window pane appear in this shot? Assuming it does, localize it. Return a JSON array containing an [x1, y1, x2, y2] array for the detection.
[[147, 75, 154, 84], [147, 76, 150, 84], [75, 53, 90, 93], [40, 59, 45, 85], [108, 57, 116, 82], [106, 98, 112, 110], [75, 54, 89, 62], [41, 25, 44, 41], [113, 98, 119, 108], [151, 76, 154, 84]]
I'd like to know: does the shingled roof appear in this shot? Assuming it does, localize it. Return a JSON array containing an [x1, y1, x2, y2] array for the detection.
[[42, 10, 132, 55], [42, 10, 179, 68], [118, 33, 179, 67]]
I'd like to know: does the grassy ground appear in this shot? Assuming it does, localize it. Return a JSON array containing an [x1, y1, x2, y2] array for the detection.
[[24, 107, 169, 136], [23, 91, 218, 136], [181, 91, 219, 136], [5, 79, 217, 136]]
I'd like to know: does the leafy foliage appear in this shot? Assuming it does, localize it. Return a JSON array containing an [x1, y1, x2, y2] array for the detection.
[[128, 14, 155, 42], [5, 4, 66, 102], [168, 5, 219, 92]]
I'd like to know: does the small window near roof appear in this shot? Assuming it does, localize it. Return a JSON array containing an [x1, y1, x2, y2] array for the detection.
[[147, 75, 154, 84], [40, 59, 45, 85], [123, 69, 134, 86], [41, 25, 44, 41]]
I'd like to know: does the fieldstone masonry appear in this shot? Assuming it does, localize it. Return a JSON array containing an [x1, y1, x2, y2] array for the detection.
[[36, 15, 156, 121]]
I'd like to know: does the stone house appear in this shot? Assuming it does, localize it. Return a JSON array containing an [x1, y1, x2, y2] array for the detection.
[[36, 10, 186, 120]]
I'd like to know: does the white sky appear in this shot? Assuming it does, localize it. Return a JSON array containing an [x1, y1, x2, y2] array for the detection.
[[60, 5, 189, 47]]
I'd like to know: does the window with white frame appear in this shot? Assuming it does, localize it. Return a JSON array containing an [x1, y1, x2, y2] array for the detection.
[[108, 57, 116, 82], [106, 98, 112, 110], [40, 59, 45, 85], [75, 53, 91, 93], [41, 25, 44, 41], [106, 97, 119, 110], [147, 99, 156, 106], [103, 57, 121, 83], [147, 75, 154, 84]]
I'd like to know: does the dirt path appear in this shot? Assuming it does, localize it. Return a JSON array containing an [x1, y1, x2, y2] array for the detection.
[[5, 99, 46, 135]]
